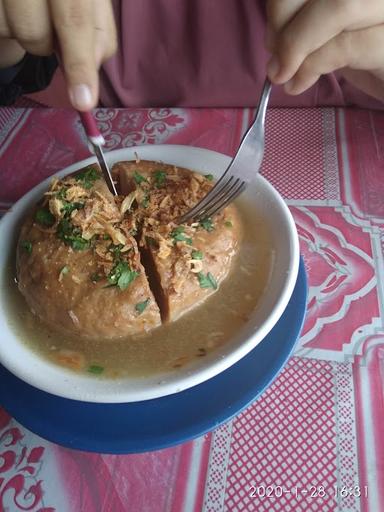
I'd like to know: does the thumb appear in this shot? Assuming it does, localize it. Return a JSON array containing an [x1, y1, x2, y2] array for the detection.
[[50, 0, 98, 111]]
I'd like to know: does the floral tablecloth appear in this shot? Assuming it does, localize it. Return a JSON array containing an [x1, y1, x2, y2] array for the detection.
[[0, 106, 383, 512]]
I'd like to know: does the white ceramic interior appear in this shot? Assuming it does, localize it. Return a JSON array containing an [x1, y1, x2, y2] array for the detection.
[[0, 145, 299, 403]]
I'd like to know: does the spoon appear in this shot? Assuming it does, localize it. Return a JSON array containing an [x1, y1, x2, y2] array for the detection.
[[78, 111, 118, 196]]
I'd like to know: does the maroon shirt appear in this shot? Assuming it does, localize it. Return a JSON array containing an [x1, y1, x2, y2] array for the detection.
[[99, 0, 383, 108]]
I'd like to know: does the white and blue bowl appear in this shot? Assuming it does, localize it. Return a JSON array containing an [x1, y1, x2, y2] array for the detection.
[[0, 145, 300, 404]]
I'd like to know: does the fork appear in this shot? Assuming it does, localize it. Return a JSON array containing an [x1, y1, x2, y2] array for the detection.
[[179, 79, 272, 223]]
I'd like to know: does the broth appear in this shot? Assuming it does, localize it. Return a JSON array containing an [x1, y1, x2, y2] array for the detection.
[[5, 206, 273, 378]]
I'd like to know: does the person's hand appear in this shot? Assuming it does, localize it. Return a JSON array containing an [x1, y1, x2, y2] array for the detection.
[[0, 0, 117, 110], [266, 0, 384, 101]]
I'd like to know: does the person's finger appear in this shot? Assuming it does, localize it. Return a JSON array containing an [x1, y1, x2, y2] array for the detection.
[[268, 0, 384, 84], [0, 38, 26, 68], [2, 0, 53, 55], [265, 0, 306, 51], [93, 0, 117, 67], [50, 0, 97, 111], [0, 1, 12, 38], [284, 24, 384, 96], [266, 0, 307, 33]]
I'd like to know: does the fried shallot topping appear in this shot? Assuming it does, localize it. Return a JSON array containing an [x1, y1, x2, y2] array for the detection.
[[118, 163, 225, 291], [34, 162, 225, 291], [37, 166, 139, 288]]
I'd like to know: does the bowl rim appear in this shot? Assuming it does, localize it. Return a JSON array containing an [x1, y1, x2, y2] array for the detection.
[[0, 144, 300, 403]]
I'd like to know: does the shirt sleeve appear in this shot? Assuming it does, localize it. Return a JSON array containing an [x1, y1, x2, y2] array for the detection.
[[0, 53, 58, 106]]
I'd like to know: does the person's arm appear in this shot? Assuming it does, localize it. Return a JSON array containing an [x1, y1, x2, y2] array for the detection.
[[266, 0, 384, 102]]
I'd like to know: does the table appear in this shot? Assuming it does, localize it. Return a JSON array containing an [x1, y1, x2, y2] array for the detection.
[[0, 106, 383, 512]]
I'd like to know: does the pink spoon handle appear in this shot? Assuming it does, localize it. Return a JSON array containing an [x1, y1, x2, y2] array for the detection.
[[78, 110, 117, 195], [79, 111, 105, 145]]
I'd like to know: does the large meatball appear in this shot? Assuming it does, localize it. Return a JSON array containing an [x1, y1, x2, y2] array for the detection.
[[17, 160, 243, 339]]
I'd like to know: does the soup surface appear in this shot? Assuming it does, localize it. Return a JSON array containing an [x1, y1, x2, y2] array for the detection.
[[6, 202, 273, 379]]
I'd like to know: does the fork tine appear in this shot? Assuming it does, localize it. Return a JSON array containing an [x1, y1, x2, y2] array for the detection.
[[193, 178, 242, 220], [189, 177, 239, 220], [178, 176, 234, 223], [200, 181, 246, 220], [179, 79, 271, 224]]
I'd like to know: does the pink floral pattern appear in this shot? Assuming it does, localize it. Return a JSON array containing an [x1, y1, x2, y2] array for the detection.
[[95, 108, 186, 148], [293, 206, 378, 357], [0, 414, 54, 512], [338, 109, 384, 220]]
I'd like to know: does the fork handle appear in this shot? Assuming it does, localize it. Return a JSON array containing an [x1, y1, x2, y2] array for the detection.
[[254, 79, 272, 125]]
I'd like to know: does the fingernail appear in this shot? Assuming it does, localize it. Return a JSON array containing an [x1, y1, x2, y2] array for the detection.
[[267, 56, 280, 80], [69, 84, 93, 110]]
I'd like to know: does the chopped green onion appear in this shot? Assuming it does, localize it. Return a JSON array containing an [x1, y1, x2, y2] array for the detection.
[[133, 171, 147, 185], [197, 271, 218, 290], [56, 187, 68, 200], [71, 238, 89, 251], [109, 243, 124, 258], [107, 261, 139, 290], [141, 194, 150, 208], [61, 201, 84, 216], [21, 240, 32, 255], [199, 218, 214, 232], [153, 169, 166, 187], [135, 298, 150, 315], [57, 218, 90, 251], [171, 226, 184, 236], [204, 174, 214, 181], [191, 250, 203, 260], [75, 167, 100, 189], [35, 208, 55, 227], [59, 266, 69, 278], [88, 365, 104, 375], [118, 268, 139, 290], [170, 226, 192, 245], [172, 234, 187, 243]]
